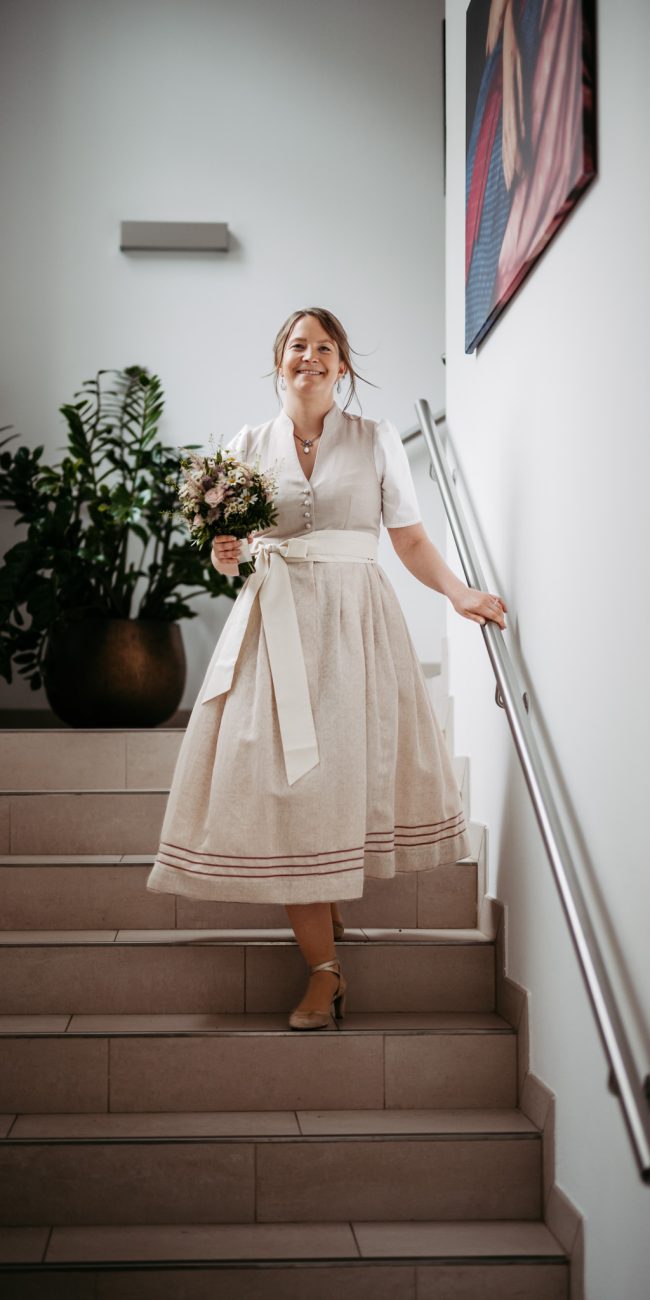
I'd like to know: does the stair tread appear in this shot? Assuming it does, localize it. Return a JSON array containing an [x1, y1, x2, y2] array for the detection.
[[0, 848, 480, 864], [0, 1219, 567, 1265], [2, 1106, 538, 1141], [0, 926, 492, 945], [0, 1010, 512, 1035]]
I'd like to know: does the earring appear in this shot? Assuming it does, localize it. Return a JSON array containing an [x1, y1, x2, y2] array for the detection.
[[280, 374, 286, 390], [337, 375, 343, 394]]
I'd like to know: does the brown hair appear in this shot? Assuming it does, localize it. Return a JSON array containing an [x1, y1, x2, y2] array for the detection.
[[264, 307, 379, 414]]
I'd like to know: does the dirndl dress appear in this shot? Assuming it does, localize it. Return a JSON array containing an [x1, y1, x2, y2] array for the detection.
[[145, 402, 471, 905]]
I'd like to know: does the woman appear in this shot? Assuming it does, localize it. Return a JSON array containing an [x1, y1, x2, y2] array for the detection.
[[146, 307, 507, 1030]]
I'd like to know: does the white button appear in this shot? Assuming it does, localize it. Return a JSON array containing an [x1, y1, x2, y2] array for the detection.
[[305, 523, 312, 529], [304, 511, 311, 518]]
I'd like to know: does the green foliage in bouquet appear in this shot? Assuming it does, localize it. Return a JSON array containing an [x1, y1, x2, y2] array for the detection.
[[0, 364, 241, 691]]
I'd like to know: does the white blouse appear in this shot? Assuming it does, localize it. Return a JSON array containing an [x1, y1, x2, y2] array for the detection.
[[222, 404, 421, 537], [371, 416, 422, 528]]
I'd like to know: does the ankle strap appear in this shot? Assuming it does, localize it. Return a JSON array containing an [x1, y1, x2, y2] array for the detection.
[[310, 959, 340, 975]]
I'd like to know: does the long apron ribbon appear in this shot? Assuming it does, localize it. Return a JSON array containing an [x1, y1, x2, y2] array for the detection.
[[200, 529, 378, 785]]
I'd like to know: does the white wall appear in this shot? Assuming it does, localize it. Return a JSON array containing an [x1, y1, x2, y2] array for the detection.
[[445, 3, 650, 1295], [0, 0, 447, 710]]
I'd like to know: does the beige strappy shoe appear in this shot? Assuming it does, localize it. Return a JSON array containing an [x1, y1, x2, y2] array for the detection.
[[288, 959, 348, 1030]]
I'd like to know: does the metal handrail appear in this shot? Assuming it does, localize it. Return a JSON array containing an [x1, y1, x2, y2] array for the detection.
[[410, 397, 650, 1183]]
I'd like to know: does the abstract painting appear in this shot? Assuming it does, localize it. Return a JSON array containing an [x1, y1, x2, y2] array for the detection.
[[465, 0, 597, 352]]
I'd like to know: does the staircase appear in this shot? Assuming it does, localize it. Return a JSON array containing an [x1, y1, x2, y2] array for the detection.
[[0, 666, 570, 1298]]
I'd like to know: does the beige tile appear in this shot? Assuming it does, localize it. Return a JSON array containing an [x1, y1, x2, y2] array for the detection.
[[570, 1221, 585, 1300], [359, 927, 489, 943], [336, 1011, 508, 1031], [0, 1016, 70, 1033], [109, 1033, 383, 1111], [96, 1265, 416, 1300], [355, 1219, 566, 1257], [114, 927, 297, 943], [1, 1279, 95, 1300], [48, 1221, 357, 1262], [337, 944, 495, 1013], [416, 1262, 568, 1299], [125, 731, 182, 789], [417, 862, 478, 928], [0, 1143, 255, 1226], [246, 942, 494, 1013], [0, 1114, 16, 1137], [13, 1111, 300, 1138], [384, 1032, 517, 1108], [0, 943, 244, 1013], [0, 1225, 50, 1262], [520, 1071, 553, 1132], [517, 996, 530, 1102], [256, 1137, 541, 1221], [0, 732, 126, 791], [496, 972, 526, 1028], [245, 943, 317, 1011], [0, 797, 9, 852], [543, 1098, 556, 1207], [177, 897, 292, 929], [343, 872, 418, 929], [0, 930, 117, 943], [0, 854, 123, 864], [10, 792, 168, 854], [93, 1268, 413, 1300], [0, 864, 175, 930], [545, 1181, 582, 1255], [297, 1108, 538, 1136], [67, 1013, 295, 1033], [0, 1037, 108, 1113], [2, 1273, 95, 1299]]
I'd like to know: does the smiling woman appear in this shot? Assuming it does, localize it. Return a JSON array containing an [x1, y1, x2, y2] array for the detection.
[[146, 306, 507, 1031]]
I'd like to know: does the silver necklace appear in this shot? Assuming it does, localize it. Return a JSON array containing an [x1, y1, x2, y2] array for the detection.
[[293, 431, 322, 454]]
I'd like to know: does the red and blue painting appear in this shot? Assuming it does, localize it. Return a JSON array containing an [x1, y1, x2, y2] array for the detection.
[[465, 0, 597, 353]]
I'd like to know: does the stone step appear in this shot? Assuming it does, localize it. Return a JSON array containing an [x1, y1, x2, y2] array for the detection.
[[0, 729, 184, 793], [0, 1109, 541, 1227], [0, 756, 470, 854], [0, 831, 482, 931], [0, 1011, 516, 1113], [0, 928, 495, 1015], [0, 680, 452, 794], [0, 1219, 569, 1300]]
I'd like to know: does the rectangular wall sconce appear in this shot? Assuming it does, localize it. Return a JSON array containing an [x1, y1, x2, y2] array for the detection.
[[120, 221, 229, 252]]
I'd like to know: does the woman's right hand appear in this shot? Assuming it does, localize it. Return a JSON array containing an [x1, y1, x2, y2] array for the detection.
[[211, 533, 253, 577]]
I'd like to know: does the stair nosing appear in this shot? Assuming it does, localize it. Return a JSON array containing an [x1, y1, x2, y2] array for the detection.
[[0, 929, 493, 946], [2, 1131, 542, 1147], [0, 1218, 569, 1267]]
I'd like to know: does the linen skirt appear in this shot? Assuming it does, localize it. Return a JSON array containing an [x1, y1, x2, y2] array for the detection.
[[146, 558, 471, 905]]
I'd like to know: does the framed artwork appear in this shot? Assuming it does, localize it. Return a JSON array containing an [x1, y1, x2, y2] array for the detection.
[[465, 0, 597, 353]]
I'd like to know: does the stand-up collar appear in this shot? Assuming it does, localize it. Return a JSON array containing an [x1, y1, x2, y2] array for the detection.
[[275, 402, 343, 438]]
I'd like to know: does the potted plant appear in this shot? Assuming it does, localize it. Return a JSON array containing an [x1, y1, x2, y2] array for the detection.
[[0, 364, 241, 726]]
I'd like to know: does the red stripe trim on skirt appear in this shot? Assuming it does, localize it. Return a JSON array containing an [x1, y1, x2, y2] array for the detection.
[[155, 814, 468, 878], [159, 812, 466, 867]]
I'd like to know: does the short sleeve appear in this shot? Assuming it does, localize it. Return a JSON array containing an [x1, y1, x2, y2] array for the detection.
[[372, 417, 422, 528], [221, 424, 250, 459]]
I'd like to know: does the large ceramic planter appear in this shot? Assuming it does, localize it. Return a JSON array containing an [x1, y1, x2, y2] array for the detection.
[[43, 618, 186, 727]]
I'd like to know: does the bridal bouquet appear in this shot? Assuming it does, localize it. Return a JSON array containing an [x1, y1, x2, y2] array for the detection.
[[174, 443, 279, 577]]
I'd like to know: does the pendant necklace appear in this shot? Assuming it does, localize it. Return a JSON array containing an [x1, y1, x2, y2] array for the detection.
[[293, 431, 322, 454]]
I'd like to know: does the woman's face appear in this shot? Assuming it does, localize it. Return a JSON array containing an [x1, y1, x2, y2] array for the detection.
[[280, 315, 346, 400]]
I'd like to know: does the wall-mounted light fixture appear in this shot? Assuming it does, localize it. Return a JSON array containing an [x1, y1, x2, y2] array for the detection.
[[120, 221, 229, 252]]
